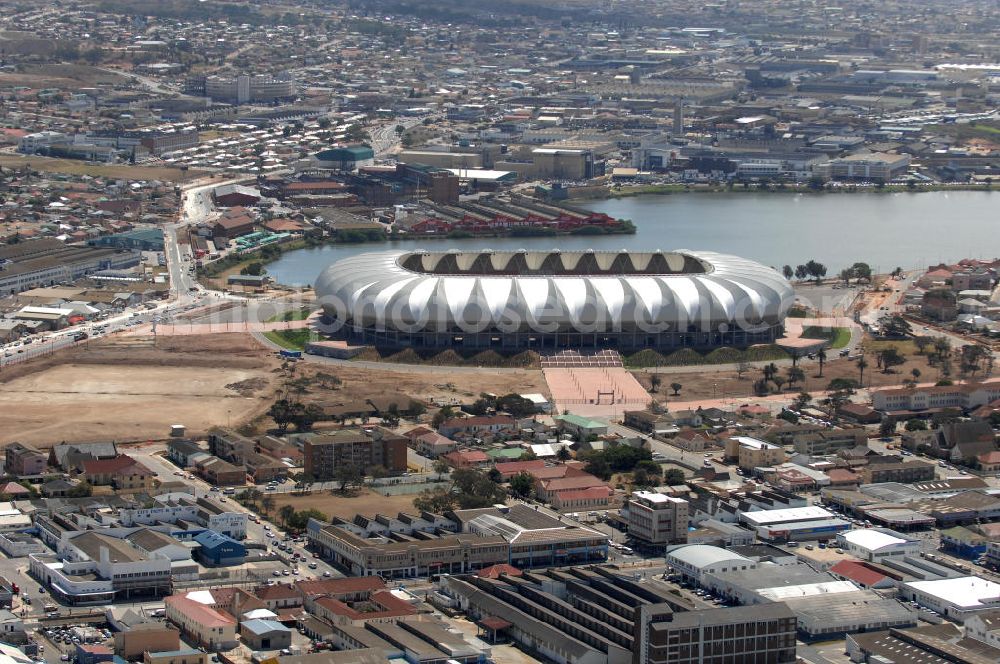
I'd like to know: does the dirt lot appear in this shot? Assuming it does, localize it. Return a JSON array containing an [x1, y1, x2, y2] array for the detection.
[[631, 345, 944, 404], [0, 155, 206, 183], [0, 334, 281, 446], [295, 363, 549, 406], [271, 489, 420, 520]]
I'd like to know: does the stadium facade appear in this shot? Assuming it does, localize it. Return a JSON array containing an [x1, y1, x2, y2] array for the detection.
[[314, 249, 794, 350]]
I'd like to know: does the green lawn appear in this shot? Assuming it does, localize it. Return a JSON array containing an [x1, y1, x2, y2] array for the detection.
[[263, 329, 314, 350], [266, 307, 314, 323], [802, 326, 852, 349]]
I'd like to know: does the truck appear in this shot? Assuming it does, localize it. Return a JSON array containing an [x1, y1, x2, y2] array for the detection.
[[279, 350, 302, 359]]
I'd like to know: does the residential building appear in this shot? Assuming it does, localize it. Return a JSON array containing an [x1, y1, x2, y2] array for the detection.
[[114, 623, 180, 660], [301, 428, 407, 480], [862, 459, 935, 484], [621, 491, 689, 546], [623, 410, 676, 435], [725, 436, 785, 470], [874, 381, 1000, 413], [791, 429, 867, 456], [81, 455, 155, 490], [437, 415, 515, 438], [118, 495, 247, 540], [164, 594, 238, 650], [4, 443, 46, 476], [553, 414, 608, 439]]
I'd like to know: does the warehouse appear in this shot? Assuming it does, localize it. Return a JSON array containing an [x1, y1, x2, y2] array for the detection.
[[739, 505, 851, 541], [901, 576, 1000, 623]]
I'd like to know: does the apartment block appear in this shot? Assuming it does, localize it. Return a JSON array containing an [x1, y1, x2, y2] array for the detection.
[[622, 491, 689, 546], [301, 428, 407, 480], [725, 436, 785, 470], [4, 443, 46, 476]]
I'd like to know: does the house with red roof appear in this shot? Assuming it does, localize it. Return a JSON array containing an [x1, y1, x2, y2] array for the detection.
[[443, 449, 490, 469], [80, 455, 154, 491], [164, 594, 238, 650], [535, 474, 610, 505], [550, 485, 614, 510], [493, 459, 546, 480]]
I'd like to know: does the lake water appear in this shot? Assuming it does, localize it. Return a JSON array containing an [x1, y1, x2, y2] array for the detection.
[[264, 190, 1000, 287]]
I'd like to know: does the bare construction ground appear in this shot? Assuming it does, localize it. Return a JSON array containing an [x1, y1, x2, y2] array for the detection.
[[0, 334, 281, 446]]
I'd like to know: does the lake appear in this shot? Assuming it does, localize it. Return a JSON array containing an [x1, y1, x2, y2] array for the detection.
[[264, 190, 1000, 287]]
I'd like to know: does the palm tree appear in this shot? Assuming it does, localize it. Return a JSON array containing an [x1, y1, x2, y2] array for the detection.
[[649, 374, 662, 393], [816, 348, 827, 377], [857, 356, 869, 387]]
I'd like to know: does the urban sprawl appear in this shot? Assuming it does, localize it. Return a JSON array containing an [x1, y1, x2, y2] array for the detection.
[[0, 3, 999, 664]]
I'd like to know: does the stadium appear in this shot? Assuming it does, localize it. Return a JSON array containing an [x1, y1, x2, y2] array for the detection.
[[314, 249, 794, 350]]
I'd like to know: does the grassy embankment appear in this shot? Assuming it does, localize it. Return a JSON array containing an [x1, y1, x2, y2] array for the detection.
[[801, 326, 852, 349]]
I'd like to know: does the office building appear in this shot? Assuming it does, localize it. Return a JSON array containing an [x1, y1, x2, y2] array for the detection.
[[621, 491, 689, 546], [438, 564, 797, 664]]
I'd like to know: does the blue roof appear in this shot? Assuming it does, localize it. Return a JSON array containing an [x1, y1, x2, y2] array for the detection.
[[241, 619, 290, 636], [194, 530, 239, 549]]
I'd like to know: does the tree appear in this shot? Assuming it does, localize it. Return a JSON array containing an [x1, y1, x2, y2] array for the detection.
[[649, 374, 662, 393], [278, 504, 296, 525], [879, 418, 896, 437], [495, 393, 538, 417], [432, 459, 451, 480], [509, 471, 534, 498], [487, 468, 502, 483], [413, 486, 457, 513], [334, 464, 364, 492], [670, 382, 682, 396], [793, 392, 812, 411], [782, 265, 794, 280], [632, 468, 656, 487], [556, 446, 572, 462], [772, 375, 786, 392], [905, 418, 928, 431], [432, 406, 454, 428], [293, 403, 324, 431], [911, 368, 921, 384], [850, 262, 872, 282], [450, 468, 507, 508], [876, 348, 905, 373], [816, 348, 827, 377], [856, 356, 869, 386], [914, 336, 931, 355], [241, 262, 266, 276], [268, 399, 297, 433], [786, 366, 805, 389], [794, 265, 808, 280], [664, 468, 686, 486], [805, 260, 827, 282], [261, 495, 275, 515], [581, 452, 612, 480], [736, 360, 752, 379]]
